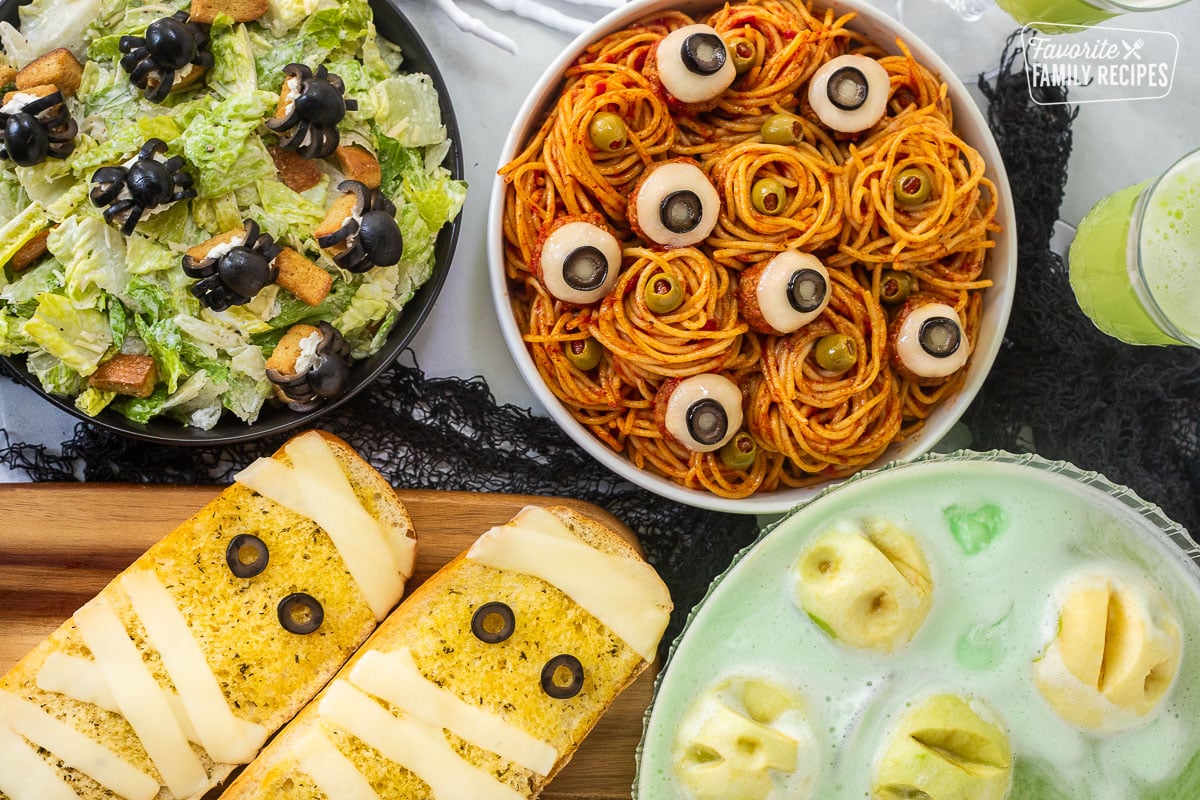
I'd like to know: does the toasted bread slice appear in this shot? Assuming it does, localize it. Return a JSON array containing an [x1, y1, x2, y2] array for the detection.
[[186, 228, 244, 262], [8, 227, 49, 273], [219, 505, 672, 799], [0, 64, 16, 90], [15, 48, 82, 97], [3, 83, 56, 106], [0, 431, 416, 800], [334, 145, 381, 190], [269, 146, 323, 193], [274, 248, 332, 307]]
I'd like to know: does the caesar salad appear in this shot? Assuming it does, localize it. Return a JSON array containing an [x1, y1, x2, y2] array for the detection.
[[0, 0, 466, 429]]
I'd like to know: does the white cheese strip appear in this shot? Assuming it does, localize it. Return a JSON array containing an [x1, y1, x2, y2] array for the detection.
[[350, 648, 558, 776], [73, 596, 209, 798], [235, 443, 406, 621], [36, 653, 263, 746], [318, 680, 526, 800], [0, 690, 158, 800], [0, 724, 80, 800], [467, 519, 671, 661], [284, 432, 416, 578], [291, 729, 381, 800], [120, 571, 268, 764]]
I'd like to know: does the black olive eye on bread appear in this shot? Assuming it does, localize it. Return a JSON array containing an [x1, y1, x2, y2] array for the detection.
[[226, 534, 269, 578], [277, 592, 324, 634], [663, 373, 743, 452], [656, 23, 736, 104], [634, 161, 720, 248], [541, 654, 585, 699], [471, 601, 517, 644], [539, 220, 622, 305], [807, 54, 890, 133]]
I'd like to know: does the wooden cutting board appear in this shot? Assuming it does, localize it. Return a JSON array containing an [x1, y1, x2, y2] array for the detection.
[[0, 484, 656, 800]]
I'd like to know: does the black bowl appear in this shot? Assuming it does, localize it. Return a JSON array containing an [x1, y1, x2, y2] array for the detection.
[[0, 0, 463, 445]]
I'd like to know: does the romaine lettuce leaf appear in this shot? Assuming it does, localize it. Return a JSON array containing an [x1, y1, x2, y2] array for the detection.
[[253, 178, 325, 243], [371, 75, 447, 148], [23, 293, 112, 375], [208, 16, 259, 98], [178, 91, 276, 197], [27, 350, 86, 396], [0, 203, 49, 279], [0, 0, 101, 67], [75, 386, 117, 416], [134, 313, 187, 393], [125, 234, 177, 275], [1, 258, 64, 312], [192, 193, 243, 235], [47, 215, 129, 305], [0, 310, 35, 355], [375, 133, 466, 231]]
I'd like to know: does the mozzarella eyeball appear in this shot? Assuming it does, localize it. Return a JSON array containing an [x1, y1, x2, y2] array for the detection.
[[656, 24, 736, 105], [663, 374, 743, 452], [807, 54, 889, 133], [895, 303, 970, 379], [634, 161, 720, 247], [539, 220, 622, 305], [754, 252, 831, 333]]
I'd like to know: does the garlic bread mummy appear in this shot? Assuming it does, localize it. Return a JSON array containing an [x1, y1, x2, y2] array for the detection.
[[219, 505, 673, 800], [0, 431, 415, 800]]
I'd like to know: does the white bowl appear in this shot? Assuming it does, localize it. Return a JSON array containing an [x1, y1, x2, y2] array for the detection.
[[487, 0, 1017, 515]]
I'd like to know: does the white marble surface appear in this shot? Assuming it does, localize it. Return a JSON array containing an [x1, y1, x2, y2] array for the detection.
[[2, 0, 1198, 476]]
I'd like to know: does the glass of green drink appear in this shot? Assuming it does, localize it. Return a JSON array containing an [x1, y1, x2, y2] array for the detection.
[[1069, 147, 1200, 348], [995, 0, 1187, 29]]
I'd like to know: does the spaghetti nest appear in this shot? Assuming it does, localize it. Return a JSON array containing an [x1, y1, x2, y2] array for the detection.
[[499, 0, 1001, 500]]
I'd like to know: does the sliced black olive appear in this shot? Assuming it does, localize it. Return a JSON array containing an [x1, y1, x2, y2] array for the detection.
[[307, 353, 349, 398], [225, 534, 269, 578], [827, 66, 869, 111], [660, 190, 703, 234], [3, 113, 48, 167], [277, 593, 324, 634], [919, 316, 962, 357], [680, 32, 727, 76], [687, 398, 729, 447], [357, 209, 404, 267], [788, 268, 828, 313], [563, 245, 609, 292], [541, 654, 585, 699], [219, 248, 274, 298], [145, 15, 198, 71], [471, 602, 516, 644]]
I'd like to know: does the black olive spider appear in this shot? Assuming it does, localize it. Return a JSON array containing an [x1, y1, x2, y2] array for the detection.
[[119, 11, 214, 104], [266, 63, 358, 160], [182, 219, 282, 312], [317, 180, 405, 274], [90, 138, 197, 235], [0, 89, 78, 167], [266, 321, 352, 412]]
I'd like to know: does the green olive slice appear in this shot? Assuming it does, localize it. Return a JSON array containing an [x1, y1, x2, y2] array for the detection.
[[564, 337, 602, 371], [760, 113, 800, 145], [719, 431, 758, 470], [644, 273, 684, 313], [894, 166, 933, 206], [751, 177, 786, 215], [814, 333, 857, 372], [728, 36, 761, 75], [880, 269, 913, 304], [588, 111, 628, 152]]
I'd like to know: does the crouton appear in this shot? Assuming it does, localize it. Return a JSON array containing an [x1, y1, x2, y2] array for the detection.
[[274, 247, 332, 306], [186, 228, 246, 262], [188, 0, 269, 23], [314, 192, 359, 251], [173, 62, 207, 92], [269, 145, 322, 193], [266, 323, 320, 376], [0, 64, 15, 90], [3, 84, 56, 106], [7, 229, 50, 273], [15, 49, 83, 97], [88, 354, 158, 398], [334, 145, 382, 189]]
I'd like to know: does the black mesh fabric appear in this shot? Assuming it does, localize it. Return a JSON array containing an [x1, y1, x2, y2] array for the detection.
[[7, 37, 1189, 659]]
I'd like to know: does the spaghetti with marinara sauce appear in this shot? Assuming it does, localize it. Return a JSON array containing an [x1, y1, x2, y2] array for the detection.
[[499, 0, 999, 500]]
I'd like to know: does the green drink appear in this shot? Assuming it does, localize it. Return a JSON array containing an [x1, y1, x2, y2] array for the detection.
[[1069, 148, 1200, 348], [995, 0, 1187, 30]]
